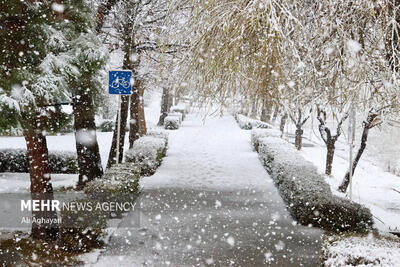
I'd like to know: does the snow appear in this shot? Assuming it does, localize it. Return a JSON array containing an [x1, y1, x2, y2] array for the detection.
[[51, 3, 65, 13], [0, 173, 77, 193], [75, 129, 97, 146], [323, 233, 400, 267], [235, 113, 272, 130], [92, 113, 323, 266], [125, 136, 167, 175], [167, 112, 183, 123], [347, 40, 362, 54]]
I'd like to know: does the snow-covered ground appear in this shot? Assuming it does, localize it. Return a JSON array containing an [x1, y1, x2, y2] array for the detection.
[[322, 233, 400, 267], [285, 133, 400, 232]]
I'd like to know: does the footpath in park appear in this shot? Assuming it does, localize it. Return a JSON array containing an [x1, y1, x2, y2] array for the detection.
[[91, 114, 324, 266]]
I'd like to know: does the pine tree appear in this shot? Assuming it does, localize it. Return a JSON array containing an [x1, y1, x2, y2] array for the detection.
[[0, 0, 107, 239]]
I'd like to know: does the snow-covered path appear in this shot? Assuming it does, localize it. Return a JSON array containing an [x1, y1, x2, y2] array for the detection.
[[92, 114, 323, 266]]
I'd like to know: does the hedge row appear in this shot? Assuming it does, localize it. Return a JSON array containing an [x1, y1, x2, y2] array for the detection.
[[0, 149, 78, 174], [253, 129, 373, 232], [234, 113, 272, 130], [58, 162, 142, 252], [84, 162, 140, 203], [125, 134, 168, 176], [170, 105, 186, 120]]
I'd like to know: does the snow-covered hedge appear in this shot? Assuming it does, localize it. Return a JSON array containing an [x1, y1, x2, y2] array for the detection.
[[322, 233, 400, 267], [164, 116, 180, 130], [257, 136, 373, 232], [59, 198, 107, 252], [170, 105, 186, 120], [0, 149, 78, 174], [125, 136, 167, 176], [147, 128, 169, 144], [84, 163, 140, 202], [167, 112, 183, 123], [234, 113, 272, 130], [251, 128, 281, 152]]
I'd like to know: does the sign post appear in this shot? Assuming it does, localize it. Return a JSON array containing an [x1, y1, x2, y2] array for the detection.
[[108, 70, 133, 165], [348, 108, 356, 200]]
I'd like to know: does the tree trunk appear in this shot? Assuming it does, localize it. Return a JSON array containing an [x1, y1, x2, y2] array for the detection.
[[138, 85, 146, 135], [338, 125, 370, 193], [272, 105, 279, 122], [73, 93, 103, 189], [167, 92, 174, 111], [95, 0, 120, 32], [261, 98, 273, 122], [326, 142, 335, 175], [157, 87, 169, 126], [250, 96, 258, 118], [25, 132, 59, 240], [107, 95, 129, 167], [280, 113, 288, 136], [129, 80, 146, 148], [295, 126, 303, 150]]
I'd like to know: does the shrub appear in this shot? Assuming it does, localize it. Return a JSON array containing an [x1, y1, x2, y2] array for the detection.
[[164, 116, 180, 130], [235, 113, 272, 130], [257, 136, 373, 232], [251, 129, 281, 152], [125, 136, 167, 176], [83, 163, 140, 203], [167, 112, 183, 123], [170, 105, 186, 120], [59, 198, 107, 252], [0, 149, 78, 173], [147, 128, 169, 145], [48, 151, 78, 174]]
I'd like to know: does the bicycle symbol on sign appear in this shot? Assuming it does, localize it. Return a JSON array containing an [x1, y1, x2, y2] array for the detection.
[[110, 77, 130, 89]]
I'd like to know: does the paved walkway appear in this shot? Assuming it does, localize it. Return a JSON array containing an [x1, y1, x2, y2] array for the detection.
[[92, 114, 323, 266]]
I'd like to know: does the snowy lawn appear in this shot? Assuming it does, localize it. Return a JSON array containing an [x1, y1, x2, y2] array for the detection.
[[322, 232, 400, 267], [296, 137, 400, 232], [0, 173, 77, 193]]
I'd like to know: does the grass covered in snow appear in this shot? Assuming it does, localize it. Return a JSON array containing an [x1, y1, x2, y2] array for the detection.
[[322, 232, 400, 267]]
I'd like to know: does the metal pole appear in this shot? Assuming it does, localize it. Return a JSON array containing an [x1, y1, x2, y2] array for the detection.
[[348, 109, 356, 200], [116, 95, 122, 165], [349, 139, 353, 200]]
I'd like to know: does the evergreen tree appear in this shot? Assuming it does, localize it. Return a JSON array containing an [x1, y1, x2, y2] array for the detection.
[[0, 0, 107, 239]]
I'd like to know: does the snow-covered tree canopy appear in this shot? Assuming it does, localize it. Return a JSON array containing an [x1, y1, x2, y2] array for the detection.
[[0, 0, 108, 132], [183, 0, 400, 121]]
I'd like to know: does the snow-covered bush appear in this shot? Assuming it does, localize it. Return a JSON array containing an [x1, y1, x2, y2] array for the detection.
[[257, 136, 373, 232], [251, 129, 281, 152], [147, 128, 169, 145], [84, 163, 140, 202], [164, 116, 180, 130], [170, 105, 186, 120], [322, 233, 400, 267], [59, 198, 107, 252], [235, 113, 272, 130], [167, 112, 183, 123], [0, 149, 78, 173], [125, 136, 167, 176]]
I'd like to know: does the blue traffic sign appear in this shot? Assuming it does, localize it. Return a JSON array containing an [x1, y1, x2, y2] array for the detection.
[[109, 70, 133, 95]]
